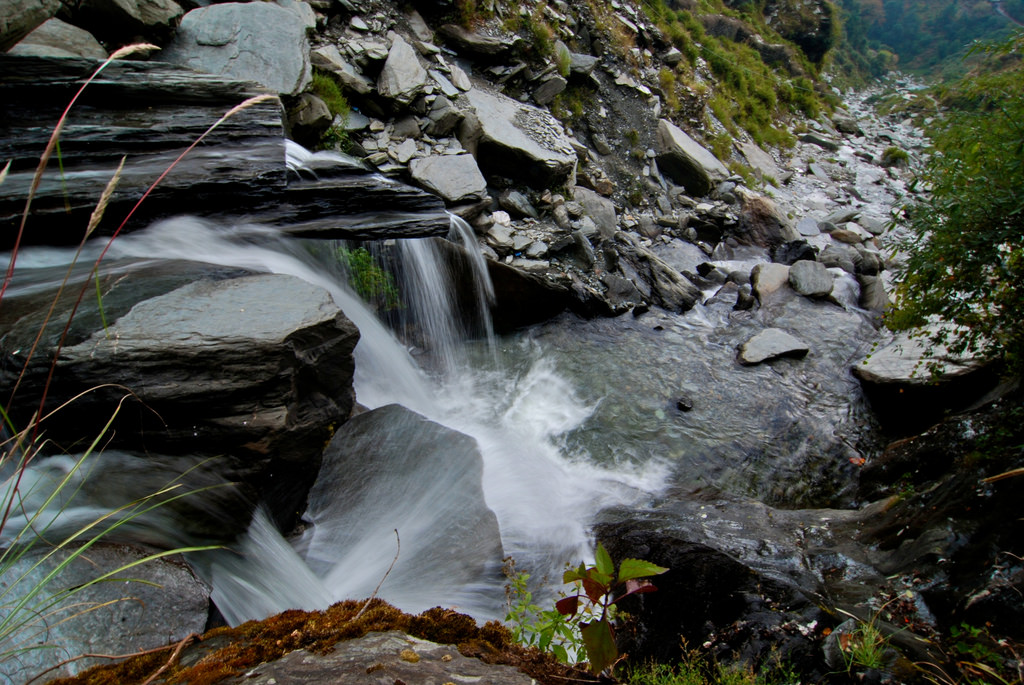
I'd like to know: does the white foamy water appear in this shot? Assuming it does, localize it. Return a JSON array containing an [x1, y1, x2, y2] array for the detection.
[[5, 211, 667, 623]]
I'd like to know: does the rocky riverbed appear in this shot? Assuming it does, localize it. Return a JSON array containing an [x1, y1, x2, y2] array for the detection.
[[1, 0, 1021, 682]]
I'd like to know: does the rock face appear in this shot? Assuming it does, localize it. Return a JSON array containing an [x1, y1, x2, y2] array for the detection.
[[0, 544, 209, 682], [0, 56, 451, 247], [299, 404, 505, 614], [7, 17, 107, 59], [461, 87, 577, 188], [232, 631, 535, 685], [162, 1, 313, 95], [655, 119, 728, 196], [2, 273, 360, 466], [738, 327, 810, 365]]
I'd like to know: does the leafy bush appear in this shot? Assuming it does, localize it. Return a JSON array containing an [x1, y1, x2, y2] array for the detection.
[[887, 32, 1024, 378]]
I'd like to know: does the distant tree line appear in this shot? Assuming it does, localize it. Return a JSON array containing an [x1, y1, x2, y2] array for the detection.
[[838, 0, 1024, 74]]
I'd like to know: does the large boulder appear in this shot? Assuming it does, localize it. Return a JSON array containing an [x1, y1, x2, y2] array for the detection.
[[0, 0, 62, 51], [852, 327, 1000, 434], [162, 1, 313, 95], [733, 194, 800, 248], [460, 87, 577, 189], [788, 259, 833, 298], [409, 153, 488, 204], [738, 327, 810, 365], [1, 272, 359, 466], [377, 33, 428, 106], [299, 404, 505, 614], [7, 17, 107, 59], [655, 119, 728, 196], [615, 232, 702, 313]]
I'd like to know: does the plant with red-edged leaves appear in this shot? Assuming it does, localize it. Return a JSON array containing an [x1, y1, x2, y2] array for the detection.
[[555, 542, 668, 676]]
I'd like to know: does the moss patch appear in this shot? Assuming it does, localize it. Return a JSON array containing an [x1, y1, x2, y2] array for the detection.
[[49, 600, 586, 685]]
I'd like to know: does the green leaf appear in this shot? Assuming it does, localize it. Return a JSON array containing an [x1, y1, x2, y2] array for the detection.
[[594, 542, 614, 577], [552, 643, 569, 664], [581, 619, 617, 675], [617, 557, 669, 582]]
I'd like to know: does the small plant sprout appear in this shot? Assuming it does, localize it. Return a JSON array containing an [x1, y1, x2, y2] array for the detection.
[[556, 542, 668, 675]]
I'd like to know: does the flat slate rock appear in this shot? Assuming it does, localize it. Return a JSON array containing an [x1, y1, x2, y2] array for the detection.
[[223, 631, 535, 684], [738, 327, 810, 365]]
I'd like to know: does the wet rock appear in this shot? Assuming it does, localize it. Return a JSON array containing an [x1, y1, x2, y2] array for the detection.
[[616, 233, 701, 313], [235, 631, 535, 684], [1, 272, 359, 463], [857, 274, 889, 313], [461, 87, 577, 188], [163, 2, 312, 95], [738, 327, 810, 365], [0, 0, 62, 51], [409, 153, 488, 204], [377, 33, 428, 105], [655, 119, 728, 196], [852, 327, 1000, 434], [0, 544, 210, 682], [8, 17, 106, 59], [788, 259, 833, 298], [300, 404, 504, 612]]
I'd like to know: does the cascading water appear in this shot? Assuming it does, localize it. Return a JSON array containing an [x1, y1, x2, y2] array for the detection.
[[2, 140, 667, 626]]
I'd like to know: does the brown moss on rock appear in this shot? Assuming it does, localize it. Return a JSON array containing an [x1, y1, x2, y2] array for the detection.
[[48, 599, 587, 685]]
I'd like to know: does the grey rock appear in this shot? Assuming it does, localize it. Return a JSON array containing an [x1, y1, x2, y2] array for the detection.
[[824, 207, 859, 224], [853, 327, 983, 386], [616, 233, 701, 313], [485, 223, 514, 251], [733, 195, 799, 248], [392, 137, 418, 163], [857, 274, 890, 312], [662, 46, 683, 66], [377, 33, 428, 105], [428, 67, 460, 97], [8, 17, 107, 59], [462, 87, 576, 188], [2, 272, 359, 461], [591, 132, 613, 155], [0, 0, 62, 51], [735, 141, 781, 184], [0, 544, 209, 681], [819, 244, 857, 274], [163, 2, 312, 95], [573, 186, 617, 238], [424, 95, 461, 136], [796, 216, 820, 236], [438, 23, 518, 59], [525, 240, 548, 258], [788, 259, 833, 298], [392, 114, 421, 140], [807, 161, 830, 182], [300, 405, 504, 613], [751, 262, 790, 300], [799, 132, 839, 152], [655, 119, 728, 196], [533, 75, 566, 105], [449, 62, 472, 91], [570, 51, 599, 75], [287, 92, 332, 148], [310, 44, 374, 95], [405, 7, 433, 42], [409, 153, 487, 203], [234, 631, 534, 685], [499, 189, 539, 219], [738, 328, 810, 365], [832, 112, 862, 136]]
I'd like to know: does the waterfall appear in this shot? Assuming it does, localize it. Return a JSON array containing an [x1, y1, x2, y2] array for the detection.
[[1, 146, 666, 626]]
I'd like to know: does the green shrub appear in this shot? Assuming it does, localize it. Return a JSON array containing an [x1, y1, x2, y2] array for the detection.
[[336, 247, 402, 311], [887, 32, 1024, 378]]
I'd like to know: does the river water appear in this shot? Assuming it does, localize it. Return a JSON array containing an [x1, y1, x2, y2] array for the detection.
[[1, 90, 917, 628]]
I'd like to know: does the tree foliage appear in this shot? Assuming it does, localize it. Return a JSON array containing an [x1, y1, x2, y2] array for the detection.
[[887, 32, 1024, 377]]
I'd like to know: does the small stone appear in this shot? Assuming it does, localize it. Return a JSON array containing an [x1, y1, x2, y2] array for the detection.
[[399, 649, 420, 663]]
